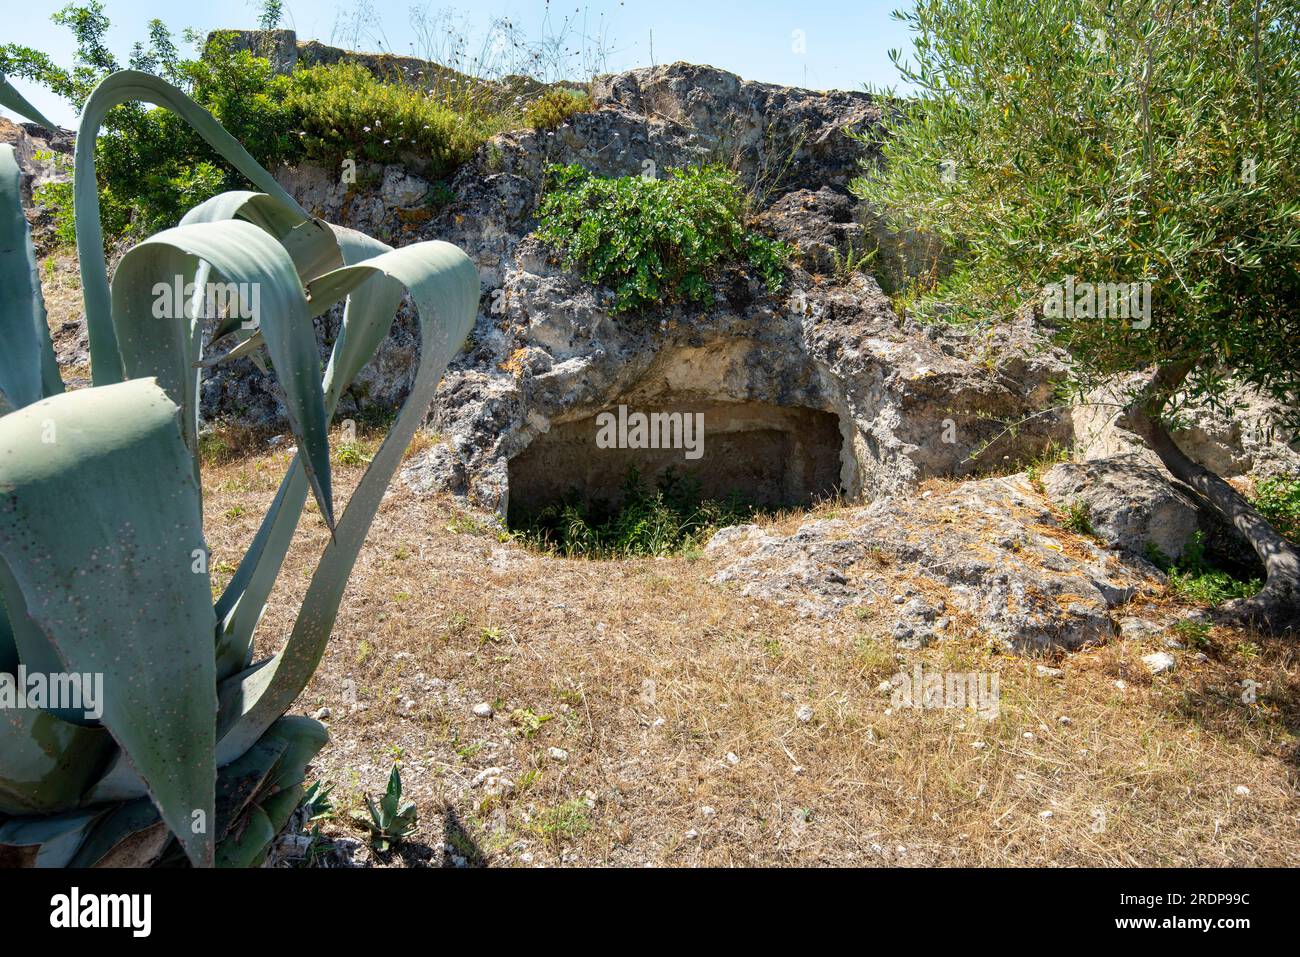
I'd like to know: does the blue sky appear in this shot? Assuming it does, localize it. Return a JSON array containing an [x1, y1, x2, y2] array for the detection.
[[4, 0, 917, 127]]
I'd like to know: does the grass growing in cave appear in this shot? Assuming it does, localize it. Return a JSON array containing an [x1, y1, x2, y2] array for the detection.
[[511, 467, 762, 559]]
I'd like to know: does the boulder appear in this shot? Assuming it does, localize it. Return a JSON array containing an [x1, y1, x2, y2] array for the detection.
[[1040, 458, 1200, 559]]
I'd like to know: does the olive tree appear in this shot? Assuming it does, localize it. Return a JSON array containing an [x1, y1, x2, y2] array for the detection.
[[854, 0, 1300, 630]]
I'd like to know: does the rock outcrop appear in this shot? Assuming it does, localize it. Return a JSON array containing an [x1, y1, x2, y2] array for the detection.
[[312, 61, 1070, 516], [705, 475, 1162, 650]]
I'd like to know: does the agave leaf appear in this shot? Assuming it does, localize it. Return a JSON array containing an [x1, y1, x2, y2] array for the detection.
[[231, 716, 328, 855], [0, 144, 62, 411], [214, 804, 274, 868], [0, 807, 108, 867], [208, 716, 326, 869], [213, 736, 288, 842], [111, 219, 335, 528], [73, 71, 309, 387], [0, 379, 217, 867], [197, 328, 264, 369], [0, 701, 115, 816], [67, 797, 170, 867], [213, 225, 398, 680], [0, 75, 59, 130], [0, 554, 102, 728], [213, 241, 478, 764], [181, 190, 342, 284]]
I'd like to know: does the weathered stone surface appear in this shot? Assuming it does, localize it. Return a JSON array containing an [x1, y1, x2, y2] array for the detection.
[[1040, 458, 1200, 559], [1070, 374, 1299, 482], [387, 64, 1070, 515], [705, 475, 1162, 650], [1169, 380, 1300, 481]]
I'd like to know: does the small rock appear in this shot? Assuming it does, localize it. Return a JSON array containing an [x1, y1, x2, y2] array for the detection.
[[1234, 785, 1251, 796], [701, 806, 716, 818], [471, 767, 505, 788], [1035, 665, 1064, 679], [796, 704, 814, 723], [1039, 810, 1054, 819], [1057, 716, 1071, 725], [547, 746, 569, 763], [1114, 679, 1127, 690], [312, 707, 331, 720], [472, 702, 494, 718], [684, 829, 699, 841], [725, 752, 740, 765], [1142, 651, 1176, 675]]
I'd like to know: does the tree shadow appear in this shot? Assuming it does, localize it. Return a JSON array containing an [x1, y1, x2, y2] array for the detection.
[[439, 806, 486, 867]]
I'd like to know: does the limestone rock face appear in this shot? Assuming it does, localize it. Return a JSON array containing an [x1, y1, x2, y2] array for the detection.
[[392, 64, 1068, 515], [203, 61, 1075, 515], [705, 475, 1161, 650]]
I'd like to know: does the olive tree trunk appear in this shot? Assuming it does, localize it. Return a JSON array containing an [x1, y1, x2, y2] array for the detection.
[[1127, 364, 1300, 634]]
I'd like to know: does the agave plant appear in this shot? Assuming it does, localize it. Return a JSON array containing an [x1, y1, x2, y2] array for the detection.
[[0, 70, 478, 867]]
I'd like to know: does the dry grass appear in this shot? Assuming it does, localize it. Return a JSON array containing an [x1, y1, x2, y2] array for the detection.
[[202, 432, 1300, 867]]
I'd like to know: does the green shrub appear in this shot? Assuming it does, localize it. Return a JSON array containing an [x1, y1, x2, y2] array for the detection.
[[1059, 499, 1096, 537], [523, 87, 589, 130], [535, 163, 791, 313], [513, 467, 758, 558], [31, 180, 77, 246], [282, 61, 491, 177], [1251, 475, 1300, 545], [3, 7, 510, 244]]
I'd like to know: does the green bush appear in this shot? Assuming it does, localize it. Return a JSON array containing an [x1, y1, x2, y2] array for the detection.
[[512, 468, 757, 559], [3, 6, 508, 244], [1251, 475, 1300, 545], [282, 61, 491, 177], [535, 163, 791, 313], [523, 87, 589, 130]]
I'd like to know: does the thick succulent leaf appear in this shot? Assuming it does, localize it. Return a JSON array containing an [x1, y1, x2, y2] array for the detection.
[[111, 220, 335, 529], [0, 554, 100, 728], [0, 379, 217, 867], [73, 71, 309, 387], [0, 75, 59, 129], [215, 241, 479, 764], [0, 807, 108, 867], [214, 804, 274, 868], [213, 736, 287, 842], [67, 797, 170, 867], [213, 225, 397, 680], [0, 144, 62, 412], [213, 715, 326, 868], [197, 328, 264, 369], [181, 191, 342, 284], [0, 699, 115, 815]]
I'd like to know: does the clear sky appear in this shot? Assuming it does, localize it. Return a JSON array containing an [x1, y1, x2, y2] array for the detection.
[[4, 0, 917, 127]]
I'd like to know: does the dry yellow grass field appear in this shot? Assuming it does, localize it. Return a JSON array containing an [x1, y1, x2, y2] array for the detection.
[[200, 428, 1300, 867]]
